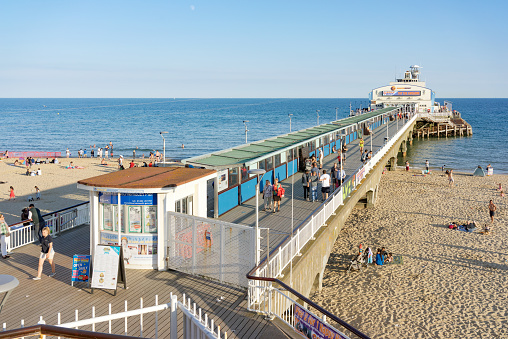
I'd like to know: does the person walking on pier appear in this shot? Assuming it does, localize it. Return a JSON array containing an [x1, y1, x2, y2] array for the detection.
[[33, 226, 56, 280], [359, 138, 364, 154], [310, 171, 318, 202], [489, 200, 497, 223], [0, 214, 10, 259], [263, 180, 273, 211], [272, 178, 282, 213], [318, 148, 324, 170], [302, 171, 310, 201], [29, 204, 45, 243], [319, 170, 331, 201]]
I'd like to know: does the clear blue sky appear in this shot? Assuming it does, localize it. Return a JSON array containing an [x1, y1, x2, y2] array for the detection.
[[1, 0, 506, 98]]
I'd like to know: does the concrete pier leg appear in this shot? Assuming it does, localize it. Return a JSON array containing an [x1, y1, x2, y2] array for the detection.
[[445, 125, 448, 137], [409, 133, 413, 145], [401, 140, 407, 157], [366, 187, 377, 208], [388, 157, 397, 171]]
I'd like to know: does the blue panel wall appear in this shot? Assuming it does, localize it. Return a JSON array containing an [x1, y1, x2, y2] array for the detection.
[[309, 150, 315, 157], [218, 186, 239, 215], [240, 178, 257, 203], [274, 164, 287, 182], [323, 145, 330, 157], [260, 170, 274, 192], [287, 159, 298, 177], [346, 135, 350, 144], [330, 141, 335, 150]]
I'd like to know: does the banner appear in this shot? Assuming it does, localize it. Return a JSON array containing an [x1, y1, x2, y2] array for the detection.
[[101, 231, 157, 268], [71, 254, 91, 285], [294, 304, 349, 339]]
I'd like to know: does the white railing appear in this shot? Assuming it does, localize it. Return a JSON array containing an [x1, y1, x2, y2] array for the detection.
[[248, 114, 418, 310], [3, 294, 227, 339], [166, 211, 256, 287], [7, 203, 90, 251]]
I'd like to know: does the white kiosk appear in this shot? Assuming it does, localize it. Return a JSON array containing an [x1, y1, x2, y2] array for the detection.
[[78, 167, 216, 270]]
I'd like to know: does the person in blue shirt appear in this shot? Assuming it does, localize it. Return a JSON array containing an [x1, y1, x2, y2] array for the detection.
[[375, 248, 384, 266]]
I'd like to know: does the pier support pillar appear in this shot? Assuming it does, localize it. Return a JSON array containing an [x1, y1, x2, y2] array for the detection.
[[408, 132, 413, 146], [388, 157, 397, 171], [400, 140, 407, 157], [366, 186, 378, 208]]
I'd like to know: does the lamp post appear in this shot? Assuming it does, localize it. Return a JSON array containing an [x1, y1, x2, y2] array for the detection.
[[248, 168, 266, 266], [160, 131, 168, 164], [243, 120, 249, 144], [288, 114, 293, 132], [316, 110, 320, 126]]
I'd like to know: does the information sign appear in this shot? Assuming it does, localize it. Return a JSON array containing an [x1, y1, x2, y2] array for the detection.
[[71, 254, 91, 287], [91, 245, 126, 295]]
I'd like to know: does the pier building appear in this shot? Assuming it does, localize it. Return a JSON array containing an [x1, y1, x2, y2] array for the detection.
[[369, 65, 447, 113]]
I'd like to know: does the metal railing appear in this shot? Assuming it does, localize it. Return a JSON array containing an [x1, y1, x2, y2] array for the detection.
[[1, 294, 227, 339], [6, 202, 90, 251], [246, 113, 418, 338]]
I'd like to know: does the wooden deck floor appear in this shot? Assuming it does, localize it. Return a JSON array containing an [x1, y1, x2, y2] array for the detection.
[[219, 119, 402, 259], [0, 225, 285, 338]]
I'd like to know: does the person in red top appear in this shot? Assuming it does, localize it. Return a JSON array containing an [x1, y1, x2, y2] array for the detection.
[[148, 162, 153, 167], [129, 160, 135, 168]]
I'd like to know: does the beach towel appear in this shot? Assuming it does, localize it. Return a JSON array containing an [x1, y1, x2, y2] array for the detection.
[[473, 167, 485, 177], [386, 255, 403, 265]]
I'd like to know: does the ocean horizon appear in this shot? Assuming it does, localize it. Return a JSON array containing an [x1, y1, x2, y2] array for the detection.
[[1, 98, 506, 173]]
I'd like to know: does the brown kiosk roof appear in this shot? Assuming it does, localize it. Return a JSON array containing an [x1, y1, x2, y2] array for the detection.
[[78, 167, 216, 189]]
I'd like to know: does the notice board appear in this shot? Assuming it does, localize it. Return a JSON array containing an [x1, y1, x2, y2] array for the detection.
[[91, 245, 126, 295], [71, 254, 91, 287]]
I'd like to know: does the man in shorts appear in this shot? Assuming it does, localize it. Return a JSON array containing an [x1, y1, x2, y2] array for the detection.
[[447, 169, 454, 187], [319, 170, 331, 201], [489, 200, 497, 223]]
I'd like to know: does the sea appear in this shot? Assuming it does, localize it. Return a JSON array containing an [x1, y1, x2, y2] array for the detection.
[[0, 98, 506, 173]]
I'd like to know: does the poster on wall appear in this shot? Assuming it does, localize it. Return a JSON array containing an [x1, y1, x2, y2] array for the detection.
[[294, 304, 349, 339], [218, 169, 228, 191], [144, 206, 157, 233], [101, 231, 157, 267], [103, 205, 113, 231], [113, 205, 125, 232], [129, 206, 142, 233]]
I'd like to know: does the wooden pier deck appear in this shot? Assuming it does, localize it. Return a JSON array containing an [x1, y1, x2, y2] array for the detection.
[[0, 225, 286, 338]]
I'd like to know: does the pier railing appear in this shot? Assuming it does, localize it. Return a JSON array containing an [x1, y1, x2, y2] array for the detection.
[[7, 202, 90, 251], [1, 294, 227, 339], [246, 113, 417, 338]]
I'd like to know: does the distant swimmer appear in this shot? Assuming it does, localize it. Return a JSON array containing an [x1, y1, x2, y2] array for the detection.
[[181, 144, 185, 149]]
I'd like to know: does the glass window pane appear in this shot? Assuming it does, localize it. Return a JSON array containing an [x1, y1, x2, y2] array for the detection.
[[144, 206, 157, 233], [258, 160, 265, 170], [274, 154, 281, 167], [266, 157, 273, 170], [229, 167, 238, 187], [241, 165, 248, 182]]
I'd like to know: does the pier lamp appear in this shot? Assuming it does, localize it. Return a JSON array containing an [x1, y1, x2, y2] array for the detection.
[[248, 168, 266, 266], [160, 131, 168, 164], [316, 110, 320, 126], [288, 114, 293, 132], [243, 120, 249, 144]]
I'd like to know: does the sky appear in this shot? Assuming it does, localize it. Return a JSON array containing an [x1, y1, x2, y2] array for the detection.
[[1, 0, 507, 98]]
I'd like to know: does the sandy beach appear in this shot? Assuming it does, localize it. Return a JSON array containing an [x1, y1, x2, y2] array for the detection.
[[0, 157, 153, 224], [311, 169, 508, 338]]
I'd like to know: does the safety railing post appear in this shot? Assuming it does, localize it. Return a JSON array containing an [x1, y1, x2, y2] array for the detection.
[[170, 294, 178, 339]]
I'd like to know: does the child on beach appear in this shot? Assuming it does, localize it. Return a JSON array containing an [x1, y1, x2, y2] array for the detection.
[[9, 186, 15, 200], [35, 186, 41, 200], [385, 253, 393, 263], [405, 161, 409, 171]]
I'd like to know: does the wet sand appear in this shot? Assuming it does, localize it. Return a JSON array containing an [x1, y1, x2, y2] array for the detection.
[[311, 169, 508, 339]]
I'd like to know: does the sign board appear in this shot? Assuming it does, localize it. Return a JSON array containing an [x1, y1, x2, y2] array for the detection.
[[382, 90, 421, 96], [217, 169, 228, 191], [294, 304, 349, 339], [100, 231, 157, 268], [71, 254, 91, 287], [99, 193, 157, 205], [91, 245, 126, 295]]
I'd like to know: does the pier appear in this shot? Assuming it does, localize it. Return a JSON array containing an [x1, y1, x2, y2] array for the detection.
[[1, 108, 471, 338]]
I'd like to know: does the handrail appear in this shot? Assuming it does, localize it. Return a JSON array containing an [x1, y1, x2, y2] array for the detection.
[[41, 201, 89, 218], [7, 219, 32, 229], [246, 271, 371, 339], [0, 324, 140, 339]]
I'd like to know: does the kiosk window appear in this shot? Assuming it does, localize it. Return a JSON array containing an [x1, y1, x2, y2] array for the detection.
[[274, 154, 281, 167], [229, 167, 239, 187], [287, 149, 293, 162], [266, 157, 273, 170], [241, 165, 248, 182], [176, 195, 193, 215], [258, 160, 266, 170]]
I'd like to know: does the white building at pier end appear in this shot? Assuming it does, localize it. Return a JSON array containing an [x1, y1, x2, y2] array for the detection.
[[369, 65, 444, 113]]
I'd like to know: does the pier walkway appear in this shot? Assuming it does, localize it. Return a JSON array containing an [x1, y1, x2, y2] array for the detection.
[[219, 118, 404, 260], [0, 225, 287, 338]]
